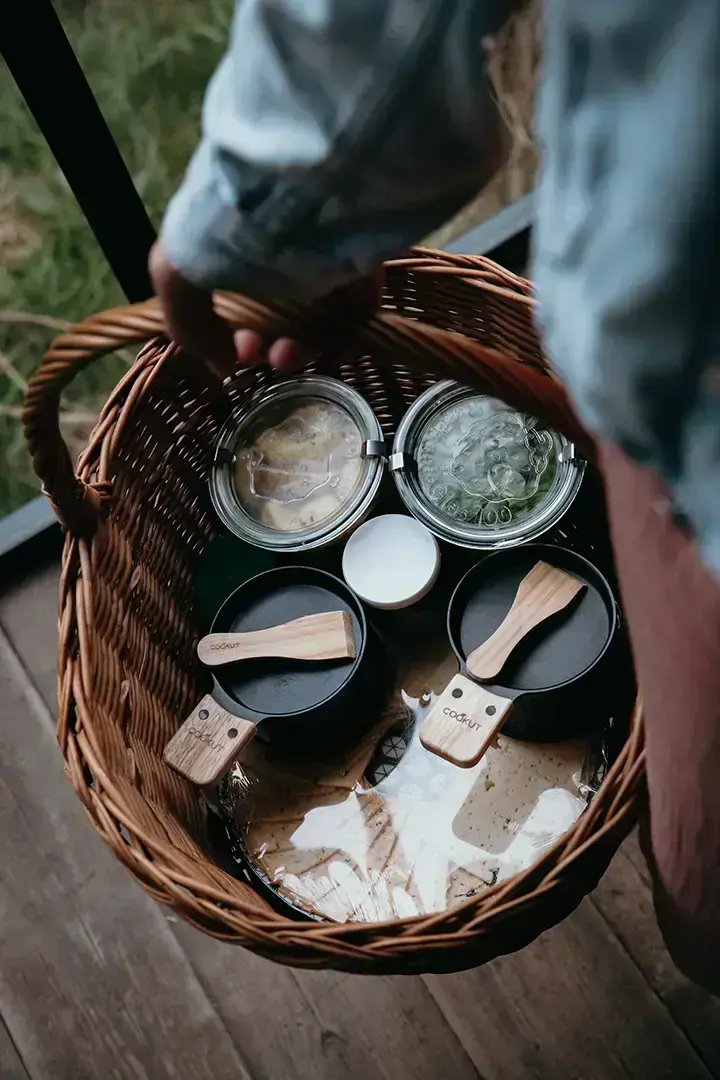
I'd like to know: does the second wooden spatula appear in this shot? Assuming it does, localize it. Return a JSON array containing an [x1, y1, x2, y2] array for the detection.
[[197, 611, 356, 667], [466, 560, 585, 683]]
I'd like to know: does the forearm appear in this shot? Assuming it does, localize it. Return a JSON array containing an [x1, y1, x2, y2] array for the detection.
[[161, 0, 514, 302]]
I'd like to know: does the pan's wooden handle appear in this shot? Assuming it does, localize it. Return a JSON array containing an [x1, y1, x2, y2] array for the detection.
[[419, 674, 513, 769], [163, 695, 257, 785], [196, 611, 355, 667]]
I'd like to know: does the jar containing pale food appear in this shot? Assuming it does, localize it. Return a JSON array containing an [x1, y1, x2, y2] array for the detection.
[[390, 381, 584, 549], [210, 376, 385, 551]]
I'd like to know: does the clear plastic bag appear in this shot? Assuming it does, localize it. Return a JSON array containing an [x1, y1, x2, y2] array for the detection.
[[220, 644, 607, 923]]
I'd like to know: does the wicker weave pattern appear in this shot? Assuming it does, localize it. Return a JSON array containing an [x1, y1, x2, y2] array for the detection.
[[22, 251, 644, 974]]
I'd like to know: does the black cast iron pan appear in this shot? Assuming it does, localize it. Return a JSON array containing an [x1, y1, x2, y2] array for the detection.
[[420, 544, 620, 768], [164, 565, 390, 785]]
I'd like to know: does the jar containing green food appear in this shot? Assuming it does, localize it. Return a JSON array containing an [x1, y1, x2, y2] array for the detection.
[[390, 381, 584, 549], [210, 376, 385, 551]]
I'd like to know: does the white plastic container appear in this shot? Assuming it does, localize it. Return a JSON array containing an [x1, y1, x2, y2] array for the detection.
[[342, 514, 440, 610]]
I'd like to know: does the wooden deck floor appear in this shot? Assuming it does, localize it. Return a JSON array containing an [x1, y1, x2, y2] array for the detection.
[[1, 559, 719, 1080]]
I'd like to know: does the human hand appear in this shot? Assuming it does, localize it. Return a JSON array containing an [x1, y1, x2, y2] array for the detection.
[[149, 240, 306, 380], [149, 240, 381, 381]]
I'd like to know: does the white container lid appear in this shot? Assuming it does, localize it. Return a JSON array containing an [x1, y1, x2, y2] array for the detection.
[[342, 514, 441, 610]]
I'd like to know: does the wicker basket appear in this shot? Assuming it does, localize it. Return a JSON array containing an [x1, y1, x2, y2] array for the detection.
[[22, 249, 644, 975]]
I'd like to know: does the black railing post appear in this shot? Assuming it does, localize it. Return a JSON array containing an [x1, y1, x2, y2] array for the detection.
[[1, 0, 157, 302]]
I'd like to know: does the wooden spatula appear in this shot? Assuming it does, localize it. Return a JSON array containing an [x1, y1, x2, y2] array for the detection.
[[465, 561, 584, 682], [197, 611, 356, 667]]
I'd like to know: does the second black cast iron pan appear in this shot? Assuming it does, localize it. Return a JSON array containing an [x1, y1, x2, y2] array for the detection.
[[420, 544, 625, 767]]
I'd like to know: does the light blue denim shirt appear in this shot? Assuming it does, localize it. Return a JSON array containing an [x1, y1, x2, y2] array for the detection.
[[162, 0, 720, 575]]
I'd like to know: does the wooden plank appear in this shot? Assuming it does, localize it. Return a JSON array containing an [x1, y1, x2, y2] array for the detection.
[[5, 561, 716, 1080], [1, 566, 476, 1080], [423, 898, 713, 1080], [0, 562, 60, 713], [0, 1014, 30, 1080], [592, 835, 720, 1074], [173, 921, 478, 1080], [0, 626, 250, 1080]]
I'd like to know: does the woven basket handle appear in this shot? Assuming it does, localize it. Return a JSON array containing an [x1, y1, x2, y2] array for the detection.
[[23, 286, 591, 537]]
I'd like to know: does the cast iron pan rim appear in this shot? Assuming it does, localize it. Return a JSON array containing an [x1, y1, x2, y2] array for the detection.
[[209, 564, 369, 718], [225, 823, 321, 922], [447, 543, 619, 696]]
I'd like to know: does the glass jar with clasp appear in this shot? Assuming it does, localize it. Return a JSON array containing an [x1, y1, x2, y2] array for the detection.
[[390, 381, 584, 550]]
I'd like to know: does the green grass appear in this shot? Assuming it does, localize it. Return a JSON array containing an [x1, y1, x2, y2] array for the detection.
[[0, 0, 234, 515]]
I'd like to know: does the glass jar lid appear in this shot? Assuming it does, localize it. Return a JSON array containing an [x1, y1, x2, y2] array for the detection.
[[391, 381, 584, 549], [211, 376, 385, 551]]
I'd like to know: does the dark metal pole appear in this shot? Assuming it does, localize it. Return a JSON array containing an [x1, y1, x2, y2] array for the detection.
[[1, 0, 157, 302]]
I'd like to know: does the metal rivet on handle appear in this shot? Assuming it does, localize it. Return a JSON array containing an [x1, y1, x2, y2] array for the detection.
[[198, 709, 209, 720], [227, 728, 238, 739], [452, 688, 463, 698]]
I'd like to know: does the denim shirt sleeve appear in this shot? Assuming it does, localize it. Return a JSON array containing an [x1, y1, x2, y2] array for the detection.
[[161, 0, 511, 303], [534, 0, 720, 574]]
